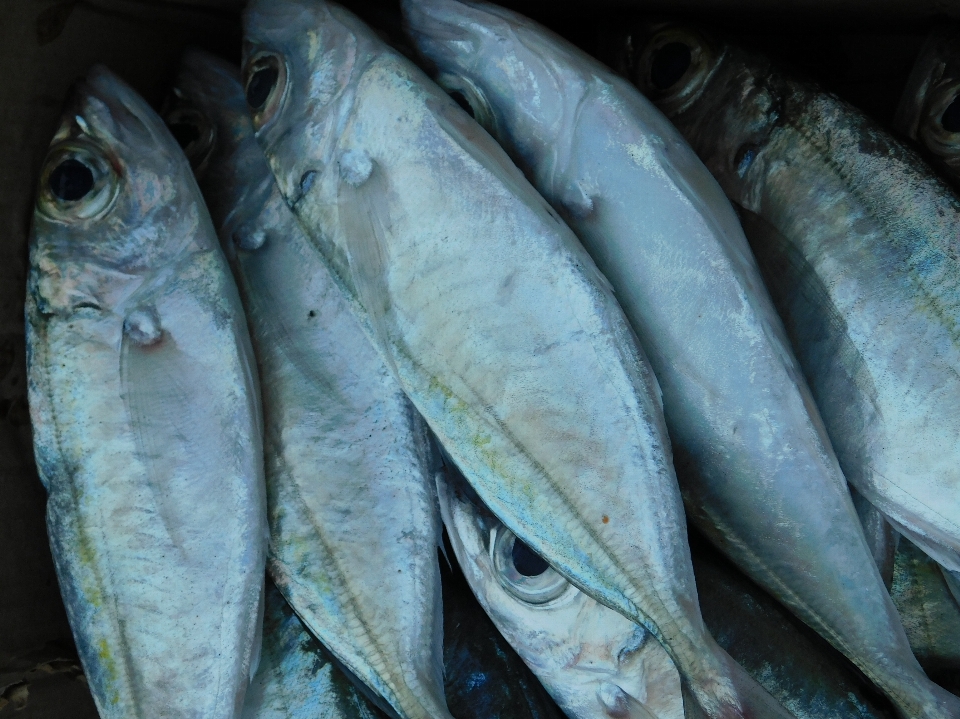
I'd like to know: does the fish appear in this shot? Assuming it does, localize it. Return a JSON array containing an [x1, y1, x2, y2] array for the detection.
[[241, 2, 793, 717], [167, 51, 449, 719], [402, 2, 931, 712], [25, 65, 266, 718], [624, 24, 960, 716], [244, 581, 389, 719], [437, 460, 684, 719], [894, 25, 960, 186]]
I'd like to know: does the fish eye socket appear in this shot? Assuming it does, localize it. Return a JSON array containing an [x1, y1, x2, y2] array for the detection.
[[163, 106, 217, 175], [918, 82, 960, 159], [37, 141, 118, 222], [941, 95, 960, 133], [244, 52, 287, 131], [635, 28, 717, 115], [435, 73, 497, 135], [492, 526, 570, 605]]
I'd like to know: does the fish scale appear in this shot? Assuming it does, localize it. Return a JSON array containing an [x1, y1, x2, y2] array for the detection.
[[242, 2, 793, 717]]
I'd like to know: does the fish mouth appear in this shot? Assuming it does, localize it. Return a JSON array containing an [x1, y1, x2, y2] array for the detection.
[[401, 0, 493, 60]]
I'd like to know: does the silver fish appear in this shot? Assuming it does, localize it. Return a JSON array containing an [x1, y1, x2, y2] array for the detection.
[[402, 2, 929, 710], [169, 51, 449, 719], [436, 463, 683, 719], [241, 2, 791, 717], [25, 66, 266, 718], [627, 25, 960, 717], [894, 25, 960, 186], [243, 582, 387, 719]]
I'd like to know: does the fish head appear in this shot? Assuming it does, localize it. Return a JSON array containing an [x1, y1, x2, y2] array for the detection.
[[241, 0, 369, 206], [401, 0, 587, 177], [437, 465, 684, 719], [625, 24, 781, 205], [168, 50, 278, 256], [30, 65, 210, 321]]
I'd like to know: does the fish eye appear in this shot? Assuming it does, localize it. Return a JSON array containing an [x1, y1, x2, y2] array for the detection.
[[163, 105, 217, 176], [634, 27, 719, 115], [491, 526, 571, 605], [49, 159, 93, 201], [435, 73, 498, 136], [650, 42, 692, 91], [918, 81, 960, 160], [37, 141, 118, 222], [243, 52, 287, 132]]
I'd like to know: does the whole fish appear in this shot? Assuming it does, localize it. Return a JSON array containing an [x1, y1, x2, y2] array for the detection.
[[242, 2, 791, 717], [402, 4, 933, 714], [244, 582, 388, 719], [439, 540, 565, 719], [437, 461, 684, 719], [168, 51, 449, 719], [894, 25, 960, 186], [625, 25, 960, 714], [25, 66, 266, 718]]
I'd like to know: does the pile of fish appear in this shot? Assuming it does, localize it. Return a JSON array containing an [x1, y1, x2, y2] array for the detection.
[[23, 0, 960, 717]]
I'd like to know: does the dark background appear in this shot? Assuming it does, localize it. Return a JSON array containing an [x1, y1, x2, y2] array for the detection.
[[0, 0, 955, 715]]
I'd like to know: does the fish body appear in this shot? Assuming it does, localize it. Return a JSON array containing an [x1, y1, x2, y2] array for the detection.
[[626, 27, 960, 717], [402, 3, 929, 712], [244, 582, 388, 719], [894, 25, 960, 185], [25, 66, 266, 718], [242, 3, 791, 717], [437, 462, 684, 719], [169, 52, 448, 719]]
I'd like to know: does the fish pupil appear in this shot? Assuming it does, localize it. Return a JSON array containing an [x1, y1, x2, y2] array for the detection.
[[449, 90, 475, 118], [941, 95, 960, 133], [49, 158, 94, 201], [511, 538, 549, 577], [247, 66, 279, 111], [650, 42, 692, 91], [168, 121, 200, 150]]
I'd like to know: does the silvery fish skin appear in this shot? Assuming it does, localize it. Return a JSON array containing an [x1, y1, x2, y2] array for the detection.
[[244, 582, 388, 719], [436, 464, 683, 719], [402, 0, 925, 706], [169, 52, 449, 719], [25, 66, 266, 718], [894, 25, 960, 186], [242, 3, 790, 717], [626, 26, 960, 718]]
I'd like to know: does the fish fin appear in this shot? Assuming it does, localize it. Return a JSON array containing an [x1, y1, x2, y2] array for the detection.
[[336, 154, 401, 380]]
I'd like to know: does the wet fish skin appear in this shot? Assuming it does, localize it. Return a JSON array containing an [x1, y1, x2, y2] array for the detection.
[[244, 582, 389, 719], [626, 26, 960, 718], [437, 462, 684, 719], [894, 25, 960, 186], [169, 51, 449, 719], [402, 4, 935, 715], [242, 3, 792, 717], [26, 66, 266, 718]]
